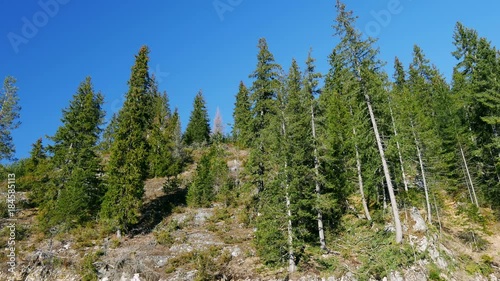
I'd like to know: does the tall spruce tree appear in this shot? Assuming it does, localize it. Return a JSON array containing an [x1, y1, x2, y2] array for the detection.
[[233, 81, 252, 147], [304, 51, 329, 250], [43, 77, 104, 229], [100, 46, 154, 232], [332, 0, 402, 242], [247, 38, 287, 266], [183, 90, 211, 146], [0, 76, 21, 161], [452, 23, 500, 208], [247, 38, 281, 195]]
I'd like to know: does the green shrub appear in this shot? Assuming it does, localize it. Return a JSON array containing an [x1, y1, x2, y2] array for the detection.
[[428, 263, 445, 281], [457, 230, 489, 251], [0, 201, 9, 218], [79, 251, 104, 281]]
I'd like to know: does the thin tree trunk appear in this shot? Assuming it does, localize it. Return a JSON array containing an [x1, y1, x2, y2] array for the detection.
[[351, 47, 401, 242], [432, 193, 442, 237], [459, 143, 479, 207], [411, 121, 432, 224], [352, 125, 372, 221], [285, 183, 295, 273], [461, 157, 475, 205], [389, 104, 409, 192], [365, 94, 403, 243], [310, 103, 327, 250], [281, 109, 295, 273]]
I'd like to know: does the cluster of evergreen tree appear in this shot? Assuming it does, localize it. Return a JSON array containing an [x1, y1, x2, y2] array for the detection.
[[1, 0, 498, 274], [231, 0, 499, 271], [17, 46, 215, 234]]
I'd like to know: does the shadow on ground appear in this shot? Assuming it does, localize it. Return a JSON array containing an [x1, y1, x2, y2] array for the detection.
[[131, 188, 187, 236]]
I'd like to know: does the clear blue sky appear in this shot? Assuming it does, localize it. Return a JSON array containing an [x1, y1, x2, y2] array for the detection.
[[1, 0, 499, 161]]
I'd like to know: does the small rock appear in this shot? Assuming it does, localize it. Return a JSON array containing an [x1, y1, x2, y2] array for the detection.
[[388, 271, 403, 281], [410, 207, 427, 232], [418, 236, 428, 252]]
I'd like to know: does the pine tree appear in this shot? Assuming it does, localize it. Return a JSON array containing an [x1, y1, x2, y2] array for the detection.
[[248, 38, 281, 195], [43, 77, 104, 229], [304, 51, 329, 250], [389, 57, 410, 193], [322, 48, 369, 225], [167, 108, 186, 177], [100, 46, 153, 232], [451, 23, 483, 205], [26, 138, 55, 208], [332, 0, 402, 243], [470, 38, 500, 206], [187, 149, 215, 207], [147, 76, 174, 178], [0, 76, 21, 161], [248, 38, 287, 266], [183, 90, 211, 146], [100, 113, 118, 152], [187, 141, 230, 207], [233, 81, 252, 147]]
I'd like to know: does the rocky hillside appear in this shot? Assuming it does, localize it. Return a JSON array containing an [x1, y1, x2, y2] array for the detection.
[[0, 146, 499, 281]]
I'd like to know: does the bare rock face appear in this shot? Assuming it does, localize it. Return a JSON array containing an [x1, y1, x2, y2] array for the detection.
[[410, 207, 427, 232]]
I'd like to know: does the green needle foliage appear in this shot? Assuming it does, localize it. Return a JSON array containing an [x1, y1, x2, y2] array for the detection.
[[41, 77, 105, 230], [147, 76, 175, 178], [233, 81, 252, 147], [183, 90, 211, 146], [100, 46, 154, 232], [0, 76, 21, 161]]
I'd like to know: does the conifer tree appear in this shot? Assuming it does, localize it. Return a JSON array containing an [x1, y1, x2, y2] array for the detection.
[[100, 113, 118, 152], [183, 90, 211, 146], [389, 58, 410, 192], [304, 51, 329, 250], [27, 138, 55, 207], [43, 77, 105, 229], [247, 38, 281, 195], [147, 76, 174, 178], [100, 46, 153, 232], [332, 0, 402, 242], [187, 141, 230, 207], [0, 76, 21, 161], [187, 149, 215, 207], [167, 108, 186, 177], [233, 81, 252, 147], [247, 38, 287, 266]]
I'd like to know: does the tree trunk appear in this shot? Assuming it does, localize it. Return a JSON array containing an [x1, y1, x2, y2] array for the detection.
[[365, 94, 403, 243], [352, 124, 372, 221], [310, 104, 327, 250], [285, 185, 295, 273], [461, 158, 475, 205], [411, 122, 432, 224], [351, 51, 402, 242], [389, 104, 409, 192], [459, 143, 479, 207], [281, 112, 296, 273]]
